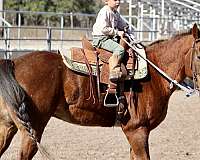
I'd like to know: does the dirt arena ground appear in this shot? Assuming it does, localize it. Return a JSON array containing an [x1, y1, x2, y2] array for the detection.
[[1, 90, 200, 160]]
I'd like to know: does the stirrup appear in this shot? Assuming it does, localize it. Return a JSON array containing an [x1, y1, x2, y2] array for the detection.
[[104, 90, 119, 107]]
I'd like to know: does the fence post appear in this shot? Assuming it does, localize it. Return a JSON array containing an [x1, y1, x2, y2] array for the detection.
[[70, 12, 74, 29], [4, 27, 11, 59], [60, 15, 64, 40], [47, 27, 52, 51], [18, 12, 21, 49]]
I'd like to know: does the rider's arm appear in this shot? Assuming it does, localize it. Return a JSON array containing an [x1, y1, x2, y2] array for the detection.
[[93, 7, 118, 36]]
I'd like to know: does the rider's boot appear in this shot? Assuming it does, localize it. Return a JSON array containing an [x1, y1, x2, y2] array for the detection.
[[108, 54, 122, 83]]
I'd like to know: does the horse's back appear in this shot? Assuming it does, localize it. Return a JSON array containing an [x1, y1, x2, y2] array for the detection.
[[13, 51, 62, 67], [13, 51, 63, 76]]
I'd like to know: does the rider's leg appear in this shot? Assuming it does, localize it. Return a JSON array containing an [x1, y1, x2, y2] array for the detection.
[[101, 39, 125, 82]]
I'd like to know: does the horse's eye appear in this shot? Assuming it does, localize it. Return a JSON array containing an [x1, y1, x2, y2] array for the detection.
[[197, 55, 200, 60]]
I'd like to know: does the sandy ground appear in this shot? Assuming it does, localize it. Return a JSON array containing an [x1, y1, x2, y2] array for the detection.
[[1, 90, 200, 160]]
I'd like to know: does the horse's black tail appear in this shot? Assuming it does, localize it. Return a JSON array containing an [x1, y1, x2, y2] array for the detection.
[[0, 59, 54, 160], [0, 60, 34, 136]]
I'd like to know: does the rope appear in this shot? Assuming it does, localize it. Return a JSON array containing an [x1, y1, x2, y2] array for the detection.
[[121, 37, 194, 96]]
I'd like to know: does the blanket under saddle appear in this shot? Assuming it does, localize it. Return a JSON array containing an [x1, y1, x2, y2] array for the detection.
[[60, 47, 148, 83]]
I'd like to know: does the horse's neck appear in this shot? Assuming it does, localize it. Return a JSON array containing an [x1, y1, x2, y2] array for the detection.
[[147, 35, 193, 92]]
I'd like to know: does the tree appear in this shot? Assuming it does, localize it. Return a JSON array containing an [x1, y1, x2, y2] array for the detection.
[[53, 0, 101, 13], [3, 0, 103, 26], [4, 0, 102, 13]]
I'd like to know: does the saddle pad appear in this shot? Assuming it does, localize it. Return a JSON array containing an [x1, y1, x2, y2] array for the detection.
[[59, 46, 148, 80], [128, 46, 148, 79]]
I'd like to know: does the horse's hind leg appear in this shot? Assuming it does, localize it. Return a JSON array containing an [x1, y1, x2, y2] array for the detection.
[[19, 121, 49, 160], [123, 127, 150, 160], [0, 99, 18, 156], [19, 128, 38, 160], [0, 121, 17, 157]]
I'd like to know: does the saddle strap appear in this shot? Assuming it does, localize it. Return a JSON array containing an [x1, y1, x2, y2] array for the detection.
[[82, 50, 96, 104], [95, 50, 101, 101]]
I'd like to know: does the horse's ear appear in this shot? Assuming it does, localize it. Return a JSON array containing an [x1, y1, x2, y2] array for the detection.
[[192, 23, 200, 39]]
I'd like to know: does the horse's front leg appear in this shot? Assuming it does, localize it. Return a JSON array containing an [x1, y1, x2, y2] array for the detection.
[[123, 126, 150, 160]]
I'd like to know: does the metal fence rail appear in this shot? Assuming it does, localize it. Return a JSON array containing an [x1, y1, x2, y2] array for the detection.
[[1, 10, 96, 29], [0, 26, 92, 59], [1, 9, 200, 59]]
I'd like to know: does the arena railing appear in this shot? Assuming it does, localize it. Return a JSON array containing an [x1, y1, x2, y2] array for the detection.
[[0, 25, 159, 59], [1, 10, 200, 58]]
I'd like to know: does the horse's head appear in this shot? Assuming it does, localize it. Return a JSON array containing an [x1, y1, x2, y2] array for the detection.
[[185, 23, 200, 91]]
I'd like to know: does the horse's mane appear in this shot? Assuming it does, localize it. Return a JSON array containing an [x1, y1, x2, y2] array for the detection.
[[172, 29, 192, 39], [148, 28, 192, 47], [145, 28, 192, 70], [148, 39, 165, 46]]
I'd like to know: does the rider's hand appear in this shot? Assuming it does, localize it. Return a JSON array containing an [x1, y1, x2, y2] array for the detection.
[[117, 31, 124, 38]]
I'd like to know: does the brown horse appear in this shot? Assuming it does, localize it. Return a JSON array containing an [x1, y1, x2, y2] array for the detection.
[[0, 24, 200, 160]]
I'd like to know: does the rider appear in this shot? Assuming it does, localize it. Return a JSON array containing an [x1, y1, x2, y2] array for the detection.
[[92, 0, 135, 83]]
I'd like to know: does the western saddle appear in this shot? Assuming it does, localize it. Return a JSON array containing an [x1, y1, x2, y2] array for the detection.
[[62, 36, 146, 121]]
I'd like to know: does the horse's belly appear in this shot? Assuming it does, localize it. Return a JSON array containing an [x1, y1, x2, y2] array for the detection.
[[54, 107, 115, 127]]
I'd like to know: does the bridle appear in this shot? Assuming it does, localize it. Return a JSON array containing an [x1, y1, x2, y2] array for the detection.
[[122, 36, 195, 96], [190, 38, 200, 95]]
